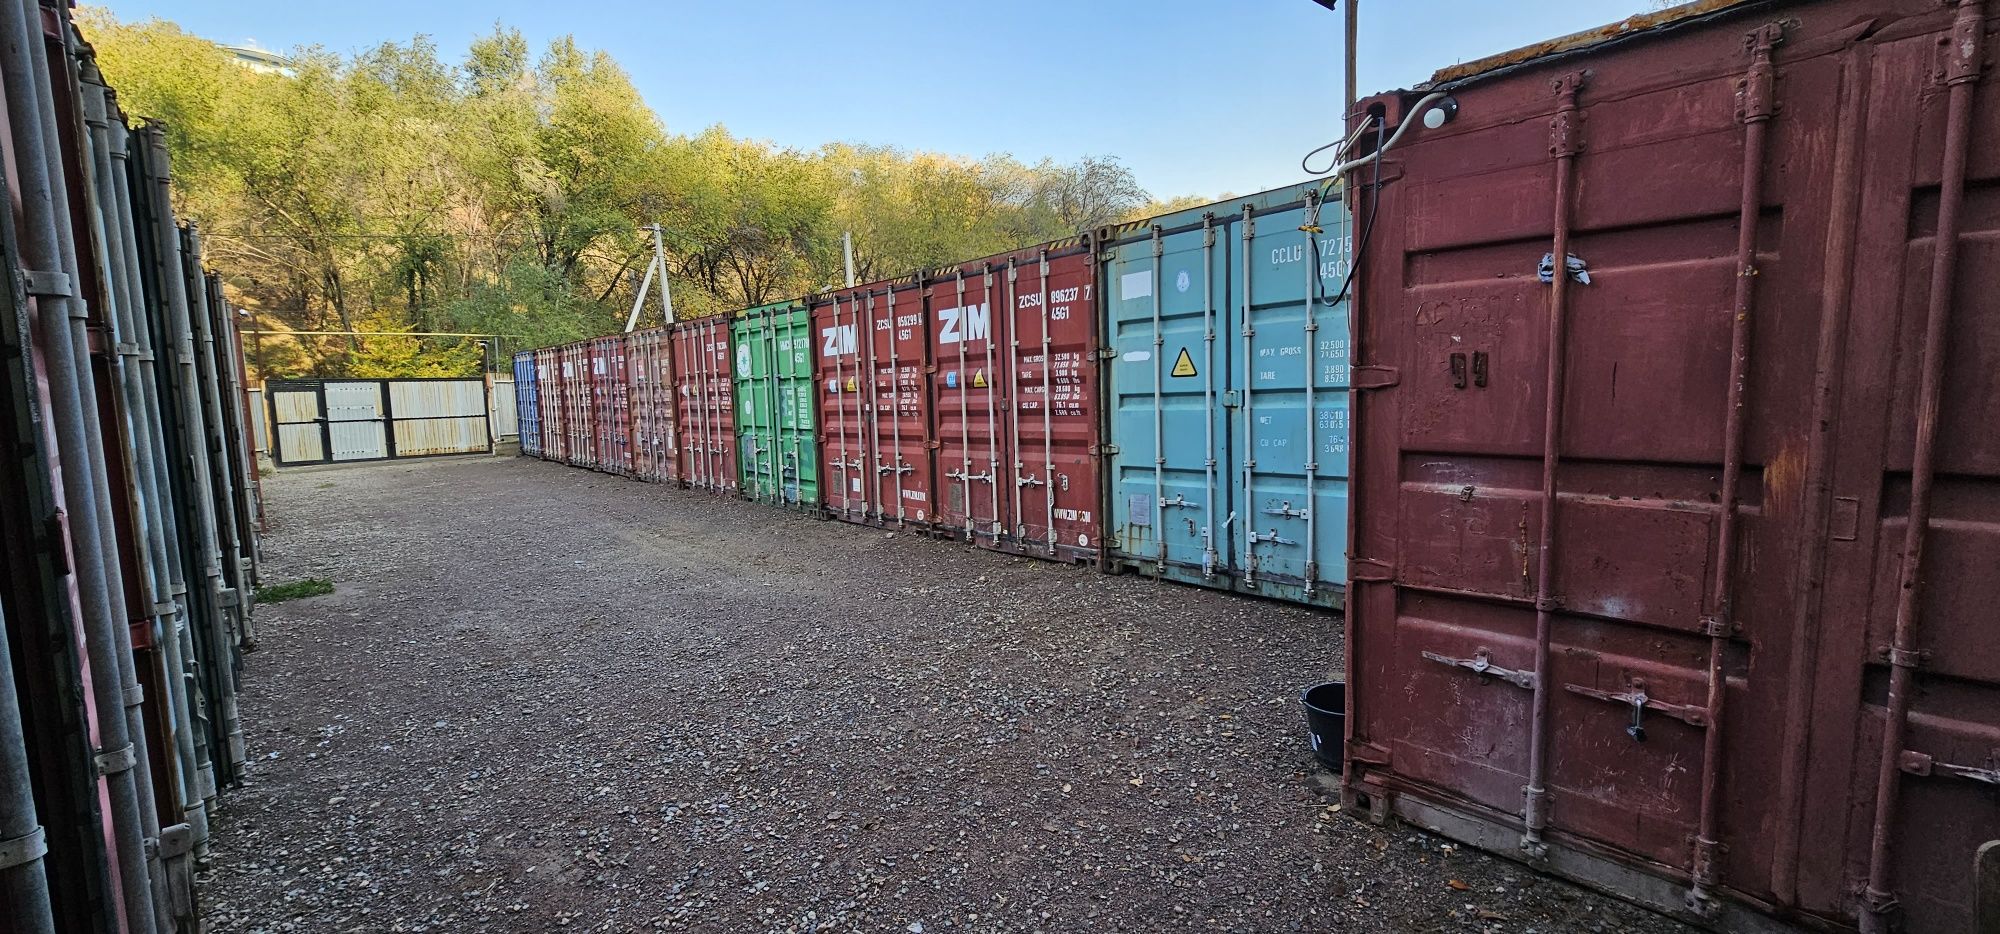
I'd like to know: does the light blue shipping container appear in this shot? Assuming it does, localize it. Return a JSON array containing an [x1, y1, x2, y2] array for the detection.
[[513, 351, 541, 457], [1102, 181, 1349, 609]]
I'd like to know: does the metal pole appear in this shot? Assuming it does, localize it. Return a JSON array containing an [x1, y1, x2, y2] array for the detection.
[[1861, 3, 1985, 929], [981, 268, 999, 542], [0, 3, 160, 928], [0, 602, 56, 934], [1302, 191, 1321, 596], [1200, 216, 1218, 578], [842, 231, 856, 289], [1523, 72, 1587, 856], [954, 270, 971, 538], [652, 224, 674, 323], [1344, 0, 1358, 118], [1149, 227, 1166, 571], [1037, 255, 1054, 553], [1240, 204, 1258, 584]]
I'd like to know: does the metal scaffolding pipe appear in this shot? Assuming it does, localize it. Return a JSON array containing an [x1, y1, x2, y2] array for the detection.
[[0, 601, 57, 934], [0, 1, 160, 929]]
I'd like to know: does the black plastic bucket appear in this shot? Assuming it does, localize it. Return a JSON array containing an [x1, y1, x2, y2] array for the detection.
[[1301, 681, 1346, 769]]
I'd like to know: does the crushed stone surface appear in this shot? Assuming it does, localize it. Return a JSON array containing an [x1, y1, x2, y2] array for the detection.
[[201, 454, 1697, 934]]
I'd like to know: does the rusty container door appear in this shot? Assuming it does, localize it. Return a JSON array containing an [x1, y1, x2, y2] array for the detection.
[[628, 327, 679, 484], [813, 276, 935, 528], [513, 351, 540, 457], [1005, 243, 1103, 563], [1343, 3, 2000, 933], [929, 262, 1008, 544], [589, 336, 632, 475], [561, 342, 594, 469], [673, 314, 738, 494], [536, 347, 565, 463]]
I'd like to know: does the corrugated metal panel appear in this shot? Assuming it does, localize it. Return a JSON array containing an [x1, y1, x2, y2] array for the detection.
[[733, 301, 819, 508], [327, 420, 386, 461], [588, 336, 632, 475], [489, 378, 517, 441], [561, 343, 596, 468], [1103, 181, 1348, 607], [536, 348, 565, 463], [627, 327, 679, 484], [813, 275, 933, 526], [391, 416, 489, 457], [673, 315, 737, 493], [512, 353, 540, 455], [271, 388, 319, 425], [247, 387, 268, 454], [274, 424, 323, 464], [323, 381, 383, 422], [1344, 3, 2000, 932], [921, 241, 1103, 563], [387, 380, 483, 419]]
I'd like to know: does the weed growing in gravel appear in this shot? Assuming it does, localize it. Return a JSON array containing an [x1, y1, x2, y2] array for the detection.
[[254, 578, 334, 604]]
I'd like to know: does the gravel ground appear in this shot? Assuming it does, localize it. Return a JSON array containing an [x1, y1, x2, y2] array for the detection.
[[201, 454, 1696, 934]]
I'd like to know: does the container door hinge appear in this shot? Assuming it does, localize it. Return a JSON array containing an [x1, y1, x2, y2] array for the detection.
[[1422, 649, 1536, 690], [1094, 443, 1119, 455], [1094, 347, 1119, 360], [1352, 365, 1400, 390], [1350, 558, 1394, 583], [1899, 749, 2000, 785]]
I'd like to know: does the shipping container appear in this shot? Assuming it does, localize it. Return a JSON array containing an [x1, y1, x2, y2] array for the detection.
[[928, 241, 1103, 562], [589, 335, 632, 475], [673, 314, 738, 493], [811, 275, 936, 527], [559, 342, 595, 469], [535, 347, 566, 464], [1343, 2, 2000, 932], [1101, 182, 1350, 608], [627, 326, 680, 485], [732, 300, 820, 508]]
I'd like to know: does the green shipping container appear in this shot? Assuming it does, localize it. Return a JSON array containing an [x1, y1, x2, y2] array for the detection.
[[731, 300, 820, 508]]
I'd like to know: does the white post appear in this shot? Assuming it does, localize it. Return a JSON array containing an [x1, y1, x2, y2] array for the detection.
[[842, 230, 856, 287]]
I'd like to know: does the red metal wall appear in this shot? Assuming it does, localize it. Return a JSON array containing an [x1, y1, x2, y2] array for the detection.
[[672, 315, 737, 493], [627, 327, 679, 485], [534, 348, 565, 463], [812, 276, 935, 527], [589, 336, 632, 475], [926, 242, 1102, 562], [1344, 3, 2000, 932]]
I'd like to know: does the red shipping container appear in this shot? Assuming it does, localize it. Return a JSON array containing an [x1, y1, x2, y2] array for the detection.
[[561, 342, 595, 469], [1343, 3, 2000, 932], [812, 275, 935, 527], [589, 335, 632, 475], [927, 241, 1102, 563], [534, 347, 565, 463], [627, 326, 679, 484], [672, 314, 737, 493]]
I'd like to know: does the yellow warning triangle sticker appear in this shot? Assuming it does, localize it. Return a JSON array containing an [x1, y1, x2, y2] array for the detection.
[[1170, 348, 1198, 378], [844, 376, 857, 392], [972, 369, 987, 389]]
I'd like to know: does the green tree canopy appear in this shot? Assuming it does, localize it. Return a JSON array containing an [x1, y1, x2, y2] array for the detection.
[[80, 9, 1183, 379]]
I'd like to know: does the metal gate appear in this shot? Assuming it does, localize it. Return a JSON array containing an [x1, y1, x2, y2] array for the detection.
[[267, 378, 491, 466]]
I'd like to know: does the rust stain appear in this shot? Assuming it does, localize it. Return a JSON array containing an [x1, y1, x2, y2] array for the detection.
[[1764, 434, 1805, 520], [1430, 0, 1753, 85]]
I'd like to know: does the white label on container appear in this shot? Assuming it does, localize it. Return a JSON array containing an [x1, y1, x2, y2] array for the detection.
[[1120, 271, 1152, 300], [851, 478, 861, 493], [1122, 350, 1152, 363]]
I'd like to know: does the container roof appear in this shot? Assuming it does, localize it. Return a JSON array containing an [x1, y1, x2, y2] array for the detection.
[[1426, 0, 1759, 86]]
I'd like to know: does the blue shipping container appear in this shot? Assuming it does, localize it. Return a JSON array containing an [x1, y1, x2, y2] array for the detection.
[[513, 351, 541, 457], [1102, 181, 1348, 609]]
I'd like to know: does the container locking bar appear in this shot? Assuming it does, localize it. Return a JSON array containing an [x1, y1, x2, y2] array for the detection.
[[1422, 650, 1536, 691], [1898, 750, 2000, 786], [1562, 682, 1711, 743]]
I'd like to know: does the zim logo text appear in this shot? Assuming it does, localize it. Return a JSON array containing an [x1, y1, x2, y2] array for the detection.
[[937, 303, 989, 345]]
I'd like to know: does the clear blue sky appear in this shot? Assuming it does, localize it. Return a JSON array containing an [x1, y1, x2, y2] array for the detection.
[[92, 0, 1652, 198]]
